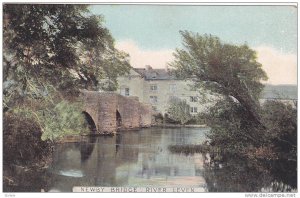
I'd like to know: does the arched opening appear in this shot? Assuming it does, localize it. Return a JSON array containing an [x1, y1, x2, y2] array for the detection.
[[82, 111, 97, 134], [116, 110, 122, 131]]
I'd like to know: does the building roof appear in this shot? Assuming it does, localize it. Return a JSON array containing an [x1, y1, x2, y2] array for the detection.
[[133, 66, 176, 80]]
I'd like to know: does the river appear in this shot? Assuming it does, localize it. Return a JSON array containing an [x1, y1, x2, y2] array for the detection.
[[8, 127, 297, 192], [49, 127, 209, 192]]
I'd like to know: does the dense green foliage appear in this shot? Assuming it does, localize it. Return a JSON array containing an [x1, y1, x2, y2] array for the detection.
[[3, 5, 132, 189], [40, 101, 88, 141], [13, 100, 89, 141], [204, 100, 262, 153], [3, 112, 52, 166], [170, 31, 297, 164], [169, 31, 267, 127], [3, 4, 130, 110], [170, 31, 297, 191], [166, 98, 192, 125], [3, 4, 131, 141], [261, 100, 297, 161], [6, 85, 90, 140]]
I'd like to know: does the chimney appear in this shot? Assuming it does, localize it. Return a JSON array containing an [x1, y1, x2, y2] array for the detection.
[[145, 65, 152, 70]]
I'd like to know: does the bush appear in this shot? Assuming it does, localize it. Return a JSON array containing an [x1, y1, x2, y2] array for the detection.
[[153, 113, 164, 124], [39, 101, 89, 141], [11, 93, 89, 141], [3, 112, 52, 167], [204, 99, 261, 154], [163, 113, 180, 124], [261, 100, 297, 161], [167, 98, 192, 125]]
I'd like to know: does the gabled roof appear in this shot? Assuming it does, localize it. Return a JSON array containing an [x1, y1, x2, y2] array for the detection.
[[132, 68, 146, 77]]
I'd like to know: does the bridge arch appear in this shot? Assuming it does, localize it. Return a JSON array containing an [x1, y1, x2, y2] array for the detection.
[[80, 91, 152, 134], [82, 111, 97, 134]]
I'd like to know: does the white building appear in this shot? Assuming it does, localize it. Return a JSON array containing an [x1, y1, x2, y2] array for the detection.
[[116, 66, 205, 115], [116, 68, 297, 115]]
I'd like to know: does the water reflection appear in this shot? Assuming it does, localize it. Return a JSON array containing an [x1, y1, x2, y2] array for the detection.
[[47, 127, 209, 192], [80, 136, 96, 163], [59, 169, 84, 178], [6, 127, 296, 192]]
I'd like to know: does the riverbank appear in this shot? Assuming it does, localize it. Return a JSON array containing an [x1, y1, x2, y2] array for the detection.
[[3, 155, 53, 192], [3, 112, 54, 192]]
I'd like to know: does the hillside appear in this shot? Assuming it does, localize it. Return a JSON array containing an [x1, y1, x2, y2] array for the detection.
[[261, 84, 297, 99]]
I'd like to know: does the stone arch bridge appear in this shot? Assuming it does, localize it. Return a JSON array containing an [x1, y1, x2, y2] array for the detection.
[[80, 90, 153, 134]]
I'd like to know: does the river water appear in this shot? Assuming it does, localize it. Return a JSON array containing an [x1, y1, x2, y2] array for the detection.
[[8, 127, 296, 192], [48, 127, 209, 192]]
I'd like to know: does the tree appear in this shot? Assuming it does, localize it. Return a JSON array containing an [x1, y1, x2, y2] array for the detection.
[[3, 4, 131, 142], [3, 4, 131, 138], [261, 100, 297, 161], [3, 4, 130, 188], [3, 4, 131, 109], [168, 31, 297, 185], [167, 97, 192, 125], [169, 31, 267, 131]]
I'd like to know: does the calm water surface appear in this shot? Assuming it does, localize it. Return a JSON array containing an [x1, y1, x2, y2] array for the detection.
[[49, 127, 209, 192], [10, 127, 295, 192]]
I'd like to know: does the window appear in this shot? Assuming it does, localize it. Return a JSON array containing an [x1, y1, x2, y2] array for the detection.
[[169, 84, 177, 92], [150, 84, 158, 91], [120, 87, 129, 96], [190, 96, 198, 102], [150, 96, 158, 104], [125, 88, 130, 96], [152, 73, 157, 79], [191, 107, 198, 113]]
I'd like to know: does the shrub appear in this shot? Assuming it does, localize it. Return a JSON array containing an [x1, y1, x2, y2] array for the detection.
[[3, 112, 52, 166], [261, 100, 297, 161], [167, 98, 192, 125]]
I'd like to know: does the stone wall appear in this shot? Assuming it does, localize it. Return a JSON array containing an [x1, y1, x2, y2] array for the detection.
[[80, 90, 153, 134], [97, 93, 118, 134], [139, 103, 153, 127]]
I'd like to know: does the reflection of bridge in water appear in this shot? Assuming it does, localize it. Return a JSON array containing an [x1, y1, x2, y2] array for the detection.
[[80, 90, 153, 134], [49, 128, 208, 191]]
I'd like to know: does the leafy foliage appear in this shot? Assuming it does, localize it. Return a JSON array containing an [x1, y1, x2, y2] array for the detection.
[[168, 31, 297, 190], [261, 100, 297, 161], [39, 101, 89, 141], [167, 97, 192, 125], [3, 112, 52, 166], [12, 89, 89, 141], [169, 31, 267, 126], [204, 100, 263, 153], [170, 31, 297, 162], [3, 4, 131, 109], [3, 4, 131, 142]]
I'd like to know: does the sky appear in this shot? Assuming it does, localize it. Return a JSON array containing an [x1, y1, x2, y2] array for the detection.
[[89, 5, 297, 85]]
